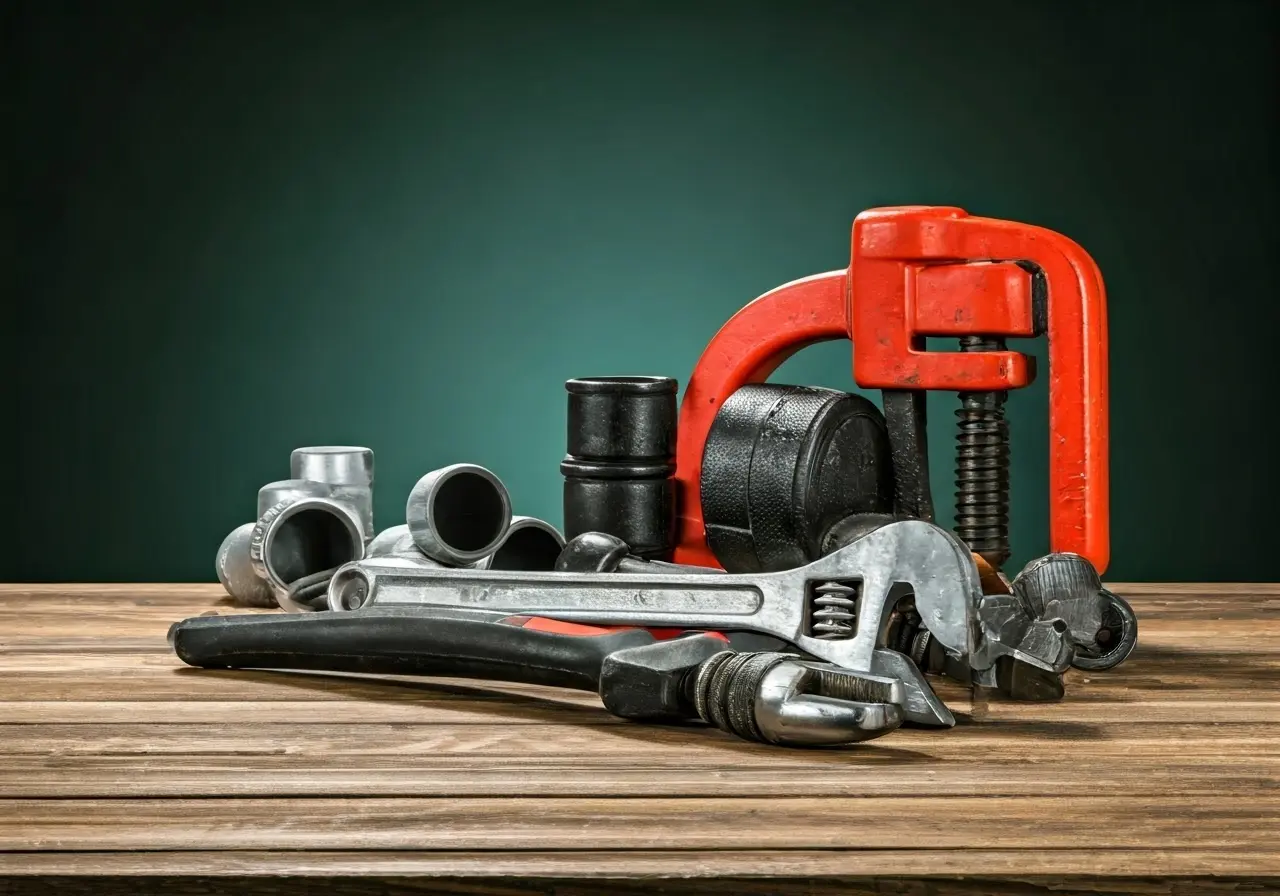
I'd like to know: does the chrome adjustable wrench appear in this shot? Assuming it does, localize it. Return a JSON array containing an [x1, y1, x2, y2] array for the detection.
[[326, 519, 1078, 727]]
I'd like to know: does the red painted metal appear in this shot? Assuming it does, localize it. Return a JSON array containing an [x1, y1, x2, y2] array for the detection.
[[913, 262, 1036, 338], [672, 271, 849, 569], [509, 616, 729, 643], [673, 206, 1109, 573]]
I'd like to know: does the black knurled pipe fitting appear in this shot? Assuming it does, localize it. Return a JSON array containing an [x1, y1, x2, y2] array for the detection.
[[561, 376, 678, 560]]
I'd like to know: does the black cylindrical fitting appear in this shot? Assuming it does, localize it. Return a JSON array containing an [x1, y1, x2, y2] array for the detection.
[[562, 376, 677, 559], [566, 376, 677, 460]]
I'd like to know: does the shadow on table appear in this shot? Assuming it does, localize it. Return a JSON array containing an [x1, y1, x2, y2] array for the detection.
[[173, 665, 945, 761]]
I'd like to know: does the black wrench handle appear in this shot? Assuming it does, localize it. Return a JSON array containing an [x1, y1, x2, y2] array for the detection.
[[169, 608, 658, 693]]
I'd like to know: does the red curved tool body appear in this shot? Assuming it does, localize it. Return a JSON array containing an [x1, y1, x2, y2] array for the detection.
[[673, 206, 1109, 574]]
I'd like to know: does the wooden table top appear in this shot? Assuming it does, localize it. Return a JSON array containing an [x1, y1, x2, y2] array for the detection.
[[0, 583, 1277, 895]]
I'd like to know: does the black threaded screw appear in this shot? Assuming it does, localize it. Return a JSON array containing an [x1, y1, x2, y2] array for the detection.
[[954, 335, 1011, 570]]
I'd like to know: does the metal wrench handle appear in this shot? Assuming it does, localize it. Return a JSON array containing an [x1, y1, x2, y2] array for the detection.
[[329, 519, 980, 680]]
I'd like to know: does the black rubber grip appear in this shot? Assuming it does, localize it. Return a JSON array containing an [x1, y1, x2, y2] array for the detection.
[[169, 608, 658, 693], [700, 384, 893, 573]]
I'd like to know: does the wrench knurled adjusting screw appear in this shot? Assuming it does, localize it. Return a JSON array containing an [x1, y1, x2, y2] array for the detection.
[[689, 650, 900, 745]]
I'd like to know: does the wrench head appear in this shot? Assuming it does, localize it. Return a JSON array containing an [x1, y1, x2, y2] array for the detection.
[[971, 594, 1075, 675], [753, 661, 905, 746], [1012, 552, 1109, 654], [870, 648, 955, 727], [789, 519, 981, 670], [1072, 589, 1139, 671]]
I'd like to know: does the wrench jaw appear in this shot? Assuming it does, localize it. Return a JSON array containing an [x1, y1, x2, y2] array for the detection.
[[970, 593, 1076, 675], [957, 588, 1081, 702], [963, 551, 1136, 696], [916, 534, 1113, 701], [870, 648, 955, 728], [753, 662, 905, 746]]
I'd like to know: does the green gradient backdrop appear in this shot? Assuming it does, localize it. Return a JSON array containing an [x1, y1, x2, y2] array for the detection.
[[8, 0, 1278, 582]]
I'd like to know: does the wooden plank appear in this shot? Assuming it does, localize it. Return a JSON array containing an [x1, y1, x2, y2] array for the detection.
[[0, 600, 256, 619], [0, 668, 627, 705], [975, 699, 1280, 723], [1107, 582, 1280, 595], [23, 695, 1278, 726], [4, 721, 1274, 758], [0, 755, 1271, 798], [49, 695, 1280, 725], [0, 700, 616, 725], [0, 850, 1273, 885], [0, 584, 226, 595], [2, 796, 1277, 851], [1, 848, 1278, 879], [0, 583, 1276, 882]]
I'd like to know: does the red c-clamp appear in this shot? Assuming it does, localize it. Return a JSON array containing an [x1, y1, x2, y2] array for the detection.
[[672, 205, 1109, 574]]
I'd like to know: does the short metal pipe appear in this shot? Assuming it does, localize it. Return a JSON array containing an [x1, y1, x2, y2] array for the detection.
[[406, 464, 512, 566], [473, 516, 565, 571], [250, 496, 366, 613]]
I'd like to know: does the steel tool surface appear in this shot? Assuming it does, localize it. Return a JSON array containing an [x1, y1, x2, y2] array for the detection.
[[555, 531, 723, 575], [257, 479, 335, 518], [370, 516, 563, 572], [366, 524, 416, 559], [1011, 552, 1137, 671], [217, 479, 339, 608]]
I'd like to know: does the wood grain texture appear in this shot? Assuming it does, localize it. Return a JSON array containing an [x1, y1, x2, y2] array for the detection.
[[0, 583, 1277, 892]]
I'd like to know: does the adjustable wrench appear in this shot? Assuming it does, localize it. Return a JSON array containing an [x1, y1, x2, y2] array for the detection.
[[326, 519, 1077, 727]]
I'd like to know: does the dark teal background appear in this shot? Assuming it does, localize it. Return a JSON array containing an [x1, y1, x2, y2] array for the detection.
[[7, 0, 1278, 582]]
